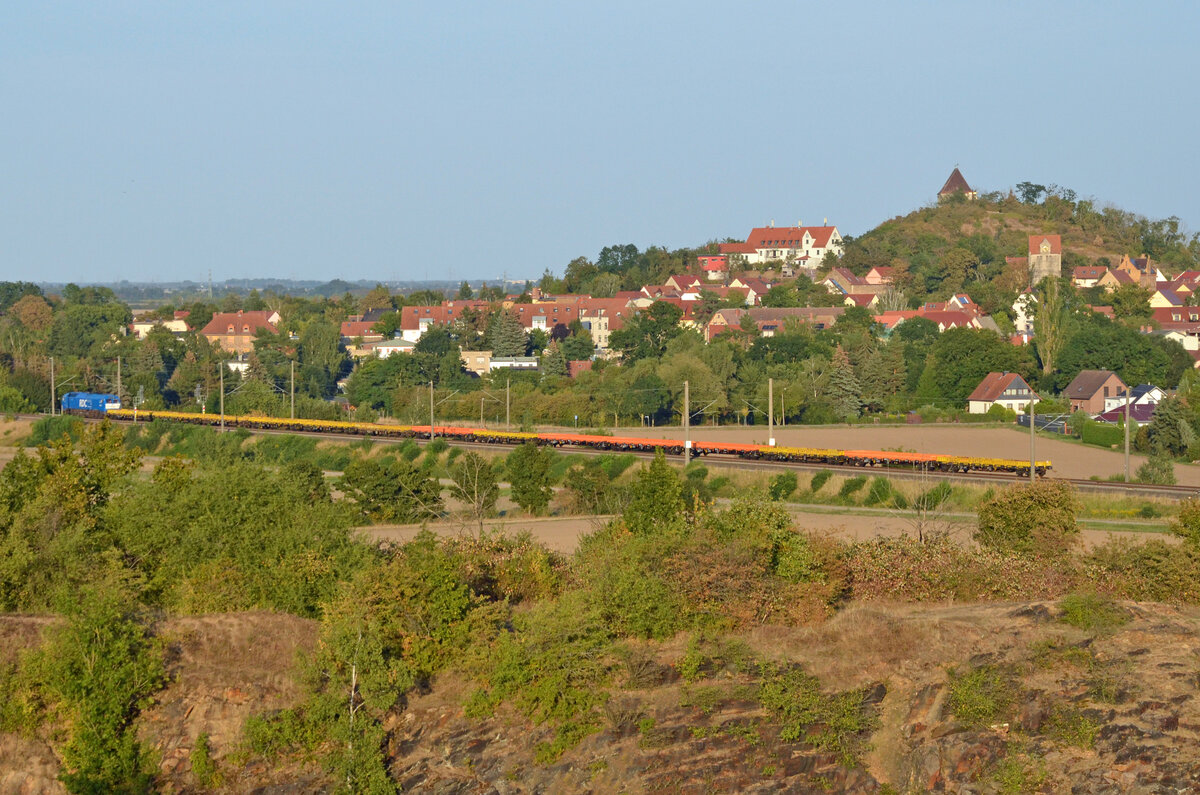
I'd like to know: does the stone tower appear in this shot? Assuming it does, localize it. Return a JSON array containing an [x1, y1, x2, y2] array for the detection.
[[1028, 235, 1062, 285]]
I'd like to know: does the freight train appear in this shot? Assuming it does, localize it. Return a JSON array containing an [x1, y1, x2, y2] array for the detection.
[[60, 392, 121, 419], [60, 401, 1050, 476]]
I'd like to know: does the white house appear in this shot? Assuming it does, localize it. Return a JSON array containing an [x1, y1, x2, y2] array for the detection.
[[967, 372, 1039, 414], [718, 223, 844, 272], [1013, 290, 1037, 334]]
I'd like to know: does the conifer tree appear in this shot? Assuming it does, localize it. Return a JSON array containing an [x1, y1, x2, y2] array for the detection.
[[485, 310, 528, 357], [540, 342, 568, 377], [827, 345, 862, 420]]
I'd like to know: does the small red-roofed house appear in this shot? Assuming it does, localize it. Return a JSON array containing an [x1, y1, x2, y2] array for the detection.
[[201, 310, 280, 354], [699, 255, 729, 281], [1072, 266, 1107, 288], [865, 266, 895, 285], [967, 372, 1038, 414]]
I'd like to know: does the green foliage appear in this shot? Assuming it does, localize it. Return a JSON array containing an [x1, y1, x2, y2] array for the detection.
[[338, 457, 443, 523], [837, 475, 868, 500], [190, 732, 221, 789], [768, 472, 798, 502], [32, 581, 165, 793], [809, 470, 833, 493], [1135, 455, 1176, 485], [507, 442, 554, 515], [756, 663, 878, 765], [1080, 419, 1124, 448], [1058, 592, 1129, 633], [1043, 705, 1101, 748], [975, 481, 1079, 556], [622, 450, 685, 535], [946, 665, 1017, 729], [575, 526, 684, 639], [28, 415, 84, 446], [1171, 498, 1200, 547], [990, 744, 1049, 795], [862, 477, 894, 506], [448, 451, 500, 528]]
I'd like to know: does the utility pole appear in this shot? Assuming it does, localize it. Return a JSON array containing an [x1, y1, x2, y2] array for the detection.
[[505, 378, 511, 430], [768, 377, 775, 447], [49, 357, 55, 415], [429, 381, 435, 439], [290, 360, 295, 420], [683, 380, 690, 465], [219, 367, 225, 431], [1029, 400, 1036, 483], [481, 396, 485, 427], [116, 356, 122, 404], [1124, 388, 1131, 483]]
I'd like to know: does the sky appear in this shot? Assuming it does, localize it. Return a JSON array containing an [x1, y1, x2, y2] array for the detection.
[[3, 2, 1199, 285]]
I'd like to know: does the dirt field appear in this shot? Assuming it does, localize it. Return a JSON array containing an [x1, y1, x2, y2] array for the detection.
[[614, 422, 1200, 485], [361, 508, 1166, 554]]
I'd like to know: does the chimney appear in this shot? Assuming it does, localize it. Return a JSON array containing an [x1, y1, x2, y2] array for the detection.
[[797, 219, 802, 228], [769, 219, 774, 228], [823, 217, 828, 225]]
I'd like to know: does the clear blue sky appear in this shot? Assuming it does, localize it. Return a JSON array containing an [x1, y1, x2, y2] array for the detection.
[[3, 2, 1198, 284]]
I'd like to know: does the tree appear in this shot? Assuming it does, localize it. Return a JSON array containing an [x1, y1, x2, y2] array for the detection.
[[1015, 182, 1048, 204], [448, 452, 499, 531], [609, 301, 683, 362], [338, 459, 442, 523], [561, 323, 594, 361], [485, 310, 528, 357], [622, 450, 685, 535], [1109, 282, 1153, 323], [540, 342, 568, 378], [975, 481, 1079, 556], [506, 442, 553, 515], [826, 346, 862, 420], [1031, 278, 1069, 374], [456, 281, 474, 300], [1146, 395, 1193, 456]]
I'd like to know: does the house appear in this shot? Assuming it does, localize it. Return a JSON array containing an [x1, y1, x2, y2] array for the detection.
[[1028, 235, 1062, 284], [1012, 290, 1037, 334], [822, 268, 880, 296], [706, 306, 845, 341], [339, 320, 384, 342], [843, 293, 880, 309], [1102, 384, 1165, 413], [1064, 370, 1127, 414], [579, 297, 632, 353], [129, 316, 191, 340], [460, 349, 493, 376], [698, 256, 729, 281], [938, 168, 978, 201], [398, 300, 491, 341], [1149, 287, 1185, 308], [966, 372, 1038, 414], [1114, 254, 1166, 288], [663, 274, 703, 292], [864, 266, 895, 285], [201, 310, 281, 354], [489, 356, 539, 372], [361, 338, 415, 359], [717, 223, 844, 271], [1072, 266, 1107, 289], [1097, 268, 1139, 292]]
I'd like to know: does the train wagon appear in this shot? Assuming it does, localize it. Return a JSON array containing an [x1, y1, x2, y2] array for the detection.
[[99, 407, 1051, 476], [61, 392, 121, 417]]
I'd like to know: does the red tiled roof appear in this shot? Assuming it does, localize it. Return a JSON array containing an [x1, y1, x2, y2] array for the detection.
[[1065, 370, 1123, 400], [967, 372, 1037, 403], [717, 242, 757, 255], [1029, 235, 1062, 255], [1072, 266, 1106, 279], [201, 311, 278, 337], [340, 321, 381, 338], [938, 168, 974, 196]]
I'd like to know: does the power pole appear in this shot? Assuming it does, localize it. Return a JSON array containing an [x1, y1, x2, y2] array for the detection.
[[1029, 401, 1036, 483], [290, 360, 295, 420], [505, 378, 511, 430], [683, 380, 690, 465], [116, 356, 122, 404], [219, 366, 225, 431], [480, 395, 484, 426], [49, 357, 55, 415], [1124, 388, 1131, 483], [768, 377, 775, 447], [429, 381, 435, 439]]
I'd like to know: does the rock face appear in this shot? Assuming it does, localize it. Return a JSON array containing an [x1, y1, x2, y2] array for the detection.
[[3, 601, 1200, 793]]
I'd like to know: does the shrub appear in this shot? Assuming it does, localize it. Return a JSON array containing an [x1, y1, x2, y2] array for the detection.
[[862, 477, 894, 506], [507, 442, 554, 516], [28, 415, 83, 446], [1136, 455, 1176, 485], [837, 475, 868, 500], [1171, 498, 1200, 547], [768, 472, 798, 502], [1058, 592, 1129, 633], [622, 450, 685, 535], [756, 663, 879, 765], [810, 470, 833, 493], [975, 481, 1079, 556], [947, 665, 1017, 729]]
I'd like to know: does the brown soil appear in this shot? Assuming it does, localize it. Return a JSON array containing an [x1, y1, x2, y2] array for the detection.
[[362, 509, 1165, 554], [623, 422, 1200, 485], [4, 601, 1200, 792]]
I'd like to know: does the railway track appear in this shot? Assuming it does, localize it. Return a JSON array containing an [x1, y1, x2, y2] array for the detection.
[[69, 413, 1199, 500]]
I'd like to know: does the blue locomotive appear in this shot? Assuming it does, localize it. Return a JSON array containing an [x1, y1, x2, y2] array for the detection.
[[61, 392, 121, 417]]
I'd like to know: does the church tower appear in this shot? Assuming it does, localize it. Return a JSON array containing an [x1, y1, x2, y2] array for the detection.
[[1029, 235, 1062, 285]]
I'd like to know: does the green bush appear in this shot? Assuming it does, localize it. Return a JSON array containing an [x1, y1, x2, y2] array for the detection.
[[862, 477, 894, 506], [975, 481, 1079, 556], [756, 663, 879, 765], [837, 475, 868, 500], [1171, 498, 1200, 546], [810, 470, 833, 493], [28, 415, 83, 446], [1136, 455, 1176, 485], [1080, 420, 1123, 448], [947, 665, 1017, 729], [768, 472, 798, 502], [1058, 592, 1129, 633]]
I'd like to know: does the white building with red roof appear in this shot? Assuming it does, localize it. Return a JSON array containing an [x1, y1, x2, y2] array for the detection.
[[718, 223, 843, 273], [967, 372, 1038, 414], [201, 310, 280, 354]]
